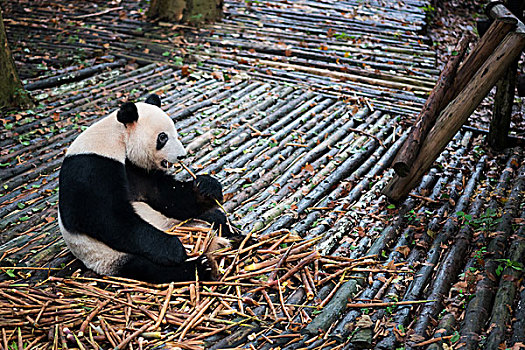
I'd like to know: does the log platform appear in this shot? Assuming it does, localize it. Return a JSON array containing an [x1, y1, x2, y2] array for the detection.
[[1, 0, 524, 349]]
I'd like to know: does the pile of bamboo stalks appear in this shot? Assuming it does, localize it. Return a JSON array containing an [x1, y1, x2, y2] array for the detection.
[[0, 223, 406, 350]]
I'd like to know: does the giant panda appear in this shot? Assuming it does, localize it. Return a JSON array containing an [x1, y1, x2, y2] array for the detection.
[[58, 94, 232, 283]]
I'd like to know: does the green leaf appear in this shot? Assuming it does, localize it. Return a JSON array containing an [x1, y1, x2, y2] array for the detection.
[[450, 331, 460, 343], [162, 51, 170, 57], [387, 204, 396, 209], [6, 269, 16, 278], [17, 203, 26, 209]]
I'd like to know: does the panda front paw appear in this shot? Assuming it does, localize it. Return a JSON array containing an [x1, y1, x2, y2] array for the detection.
[[194, 175, 224, 204]]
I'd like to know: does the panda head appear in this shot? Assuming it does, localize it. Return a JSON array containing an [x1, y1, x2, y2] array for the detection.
[[117, 94, 186, 171]]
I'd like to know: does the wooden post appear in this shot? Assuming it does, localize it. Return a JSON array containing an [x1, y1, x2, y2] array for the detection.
[[488, 2, 524, 150], [383, 28, 525, 201], [452, 8, 517, 97], [489, 61, 519, 150]]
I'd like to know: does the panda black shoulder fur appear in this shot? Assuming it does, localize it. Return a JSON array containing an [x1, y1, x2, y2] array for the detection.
[[58, 94, 233, 283]]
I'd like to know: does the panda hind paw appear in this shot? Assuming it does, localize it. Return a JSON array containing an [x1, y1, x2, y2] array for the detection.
[[192, 254, 219, 281]]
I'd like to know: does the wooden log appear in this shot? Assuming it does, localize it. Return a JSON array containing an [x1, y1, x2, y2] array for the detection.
[[206, 52, 433, 94], [426, 314, 457, 350], [484, 219, 525, 349], [453, 6, 517, 88], [376, 148, 483, 349], [460, 166, 525, 350], [393, 3, 518, 177], [460, 125, 525, 147], [302, 280, 358, 336], [404, 157, 488, 342], [330, 166, 444, 342], [382, 29, 525, 202], [0, 10, 33, 108], [351, 327, 372, 349], [24, 59, 126, 91], [489, 60, 519, 150], [512, 287, 525, 346], [488, 2, 522, 23], [147, 0, 223, 23], [392, 36, 470, 177]]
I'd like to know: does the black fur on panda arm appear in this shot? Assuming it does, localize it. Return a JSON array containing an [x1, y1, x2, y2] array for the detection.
[[126, 161, 223, 220], [193, 174, 224, 206]]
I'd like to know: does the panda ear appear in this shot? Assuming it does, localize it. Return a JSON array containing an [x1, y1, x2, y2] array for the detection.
[[145, 94, 161, 107], [117, 102, 139, 125]]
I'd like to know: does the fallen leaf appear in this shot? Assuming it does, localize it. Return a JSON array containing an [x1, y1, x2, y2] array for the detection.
[[356, 315, 373, 328], [395, 245, 410, 258], [302, 163, 314, 174]]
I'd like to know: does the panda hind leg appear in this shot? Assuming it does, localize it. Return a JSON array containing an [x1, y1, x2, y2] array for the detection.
[[118, 254, 213, 283]]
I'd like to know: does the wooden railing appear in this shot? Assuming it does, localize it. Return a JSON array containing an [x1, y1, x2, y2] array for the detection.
[[382, 1, 525, 202]]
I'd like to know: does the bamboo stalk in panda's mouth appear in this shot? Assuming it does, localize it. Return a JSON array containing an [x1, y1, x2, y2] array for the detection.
[[179, 161, 197, 180]]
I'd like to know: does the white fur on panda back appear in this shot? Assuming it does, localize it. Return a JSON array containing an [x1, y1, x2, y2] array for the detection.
[[58, 215, 127, 275], [66, 111, 126, 163]]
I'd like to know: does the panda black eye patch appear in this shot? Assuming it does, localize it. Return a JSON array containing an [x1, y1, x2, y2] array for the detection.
[[157, 132, 169, 150]]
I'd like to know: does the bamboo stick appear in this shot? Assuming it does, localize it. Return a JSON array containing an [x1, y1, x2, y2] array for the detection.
[[346, 300, 435, 308], [412, 335, 454, 347], [151, 282, 174, 330]]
